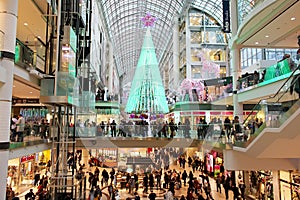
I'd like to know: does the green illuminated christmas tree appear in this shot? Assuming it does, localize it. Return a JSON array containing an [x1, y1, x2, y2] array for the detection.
[[125, 28, 169, 114]]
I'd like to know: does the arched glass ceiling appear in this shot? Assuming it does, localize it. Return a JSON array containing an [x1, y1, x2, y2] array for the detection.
[[99, 0, 224, 78]]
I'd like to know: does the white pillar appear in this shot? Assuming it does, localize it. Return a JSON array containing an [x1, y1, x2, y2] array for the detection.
[[173, 16, 180, 87], [108, 42, 113, 94], [0, 0, 18, 199], [185, 13, 191, 79], [231, 44, 243, 119], [230, 0, 243, 119]]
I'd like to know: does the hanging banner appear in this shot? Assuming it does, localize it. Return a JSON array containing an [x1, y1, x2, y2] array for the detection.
[[222, 0, 231, 33]]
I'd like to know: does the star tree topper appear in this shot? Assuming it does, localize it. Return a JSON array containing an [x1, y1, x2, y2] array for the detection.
[[141, 13, 157, 27]]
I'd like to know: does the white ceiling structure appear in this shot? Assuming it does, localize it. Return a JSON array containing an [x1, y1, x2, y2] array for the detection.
[[13, 0, 300, 99], [236, 0, 300, 48]]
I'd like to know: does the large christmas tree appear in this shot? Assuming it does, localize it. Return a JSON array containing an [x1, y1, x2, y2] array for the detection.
[[125, 28, 169, 114]]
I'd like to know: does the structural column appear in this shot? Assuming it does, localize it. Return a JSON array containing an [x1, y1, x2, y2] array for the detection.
[[172, 16, 180, 89], [108, 42, 114, 95], [230, 0, 243, 120], [0, 0, 18, 199], [231, 44, 243, 119], [185, 13, 191, 79]]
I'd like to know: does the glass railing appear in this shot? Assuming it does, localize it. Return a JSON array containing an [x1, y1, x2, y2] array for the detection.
[[9, 124, 51, 149], [15, 39, 46, 73], [56, 123, 245, 144], [234, 66, 300, 148], [15, 39, 34, 68], [238, 59, 292, 90], [40, 72, 80, 105]]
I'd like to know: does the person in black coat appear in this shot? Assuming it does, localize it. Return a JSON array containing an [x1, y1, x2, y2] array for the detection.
[[182, 170, 188, 186], [143, 174, 149, 193], [232, 184, 241, 200]]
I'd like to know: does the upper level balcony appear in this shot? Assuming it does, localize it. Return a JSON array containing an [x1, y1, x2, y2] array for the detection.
[[213, 59, 298, 105]]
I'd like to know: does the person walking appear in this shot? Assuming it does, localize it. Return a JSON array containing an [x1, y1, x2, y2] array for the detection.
[[239, 180, 246, 200], [16, 114, 25, 142], [10, 115, 18, 141], [110, 120, 117, 137], [216, 174, 222, 193], [169, 119, 176, 138]]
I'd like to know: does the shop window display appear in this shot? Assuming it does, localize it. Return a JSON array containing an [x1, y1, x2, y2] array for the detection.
[[248, 171, 273, 199], [292, 173, 300, 200]]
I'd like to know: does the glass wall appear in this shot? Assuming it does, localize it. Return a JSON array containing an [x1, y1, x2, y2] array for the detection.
[[191, 48, 201, 62], [189, 13, 203, 26], [241, 48, 298, 69], [190, 31, 202, 44], [191, 65, 201, 79]]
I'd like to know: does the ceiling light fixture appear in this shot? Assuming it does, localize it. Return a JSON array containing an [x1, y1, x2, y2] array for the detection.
[[24, 22, 28, 26], [255, 42, 259, 45], [29, 92, 33, 93], [265, 35, 269, 38], [291, 17, 296, 21]]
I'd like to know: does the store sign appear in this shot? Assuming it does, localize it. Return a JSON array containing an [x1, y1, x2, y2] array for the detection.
[[222, 111, 233, 115], [205, 76, 232, 86], [180, 112, 191, 115], [20, 154, 35, 163], [211, 112, 221, 115], [12, 98, 40, 104], [222, 0, 231, 33], [193, 111, 206, 115]]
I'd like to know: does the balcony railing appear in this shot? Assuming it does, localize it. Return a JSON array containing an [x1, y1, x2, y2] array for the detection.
[[238, 59, 292, 90], [15, 38, 46, 73], [44, 122, 248, 146]]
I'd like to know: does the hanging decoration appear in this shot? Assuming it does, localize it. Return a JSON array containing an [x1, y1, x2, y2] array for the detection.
[[141, 13, 157, 27]]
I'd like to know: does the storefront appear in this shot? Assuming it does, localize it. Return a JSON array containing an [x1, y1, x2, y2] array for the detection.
[[247, 170, 273, 200], [203, 150, 224, 177], [279, 170, 300, 200], [19, 154, 36, 186], [7, 150, 51, 193], [7, 158, 19, 190]]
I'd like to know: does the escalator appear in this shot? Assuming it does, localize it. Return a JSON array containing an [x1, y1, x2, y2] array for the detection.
[[223, 66, 300, 170]]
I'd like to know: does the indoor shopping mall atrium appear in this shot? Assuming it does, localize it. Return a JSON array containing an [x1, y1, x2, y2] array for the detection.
[[1, 0, 300, 200]]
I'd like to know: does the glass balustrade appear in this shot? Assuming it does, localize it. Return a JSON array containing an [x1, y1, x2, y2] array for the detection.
[[15, 39, 46, 72], [44, 123, 246, 144]]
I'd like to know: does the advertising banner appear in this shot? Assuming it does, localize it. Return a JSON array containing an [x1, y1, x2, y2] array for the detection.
[[222, 0, 231, 33]]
